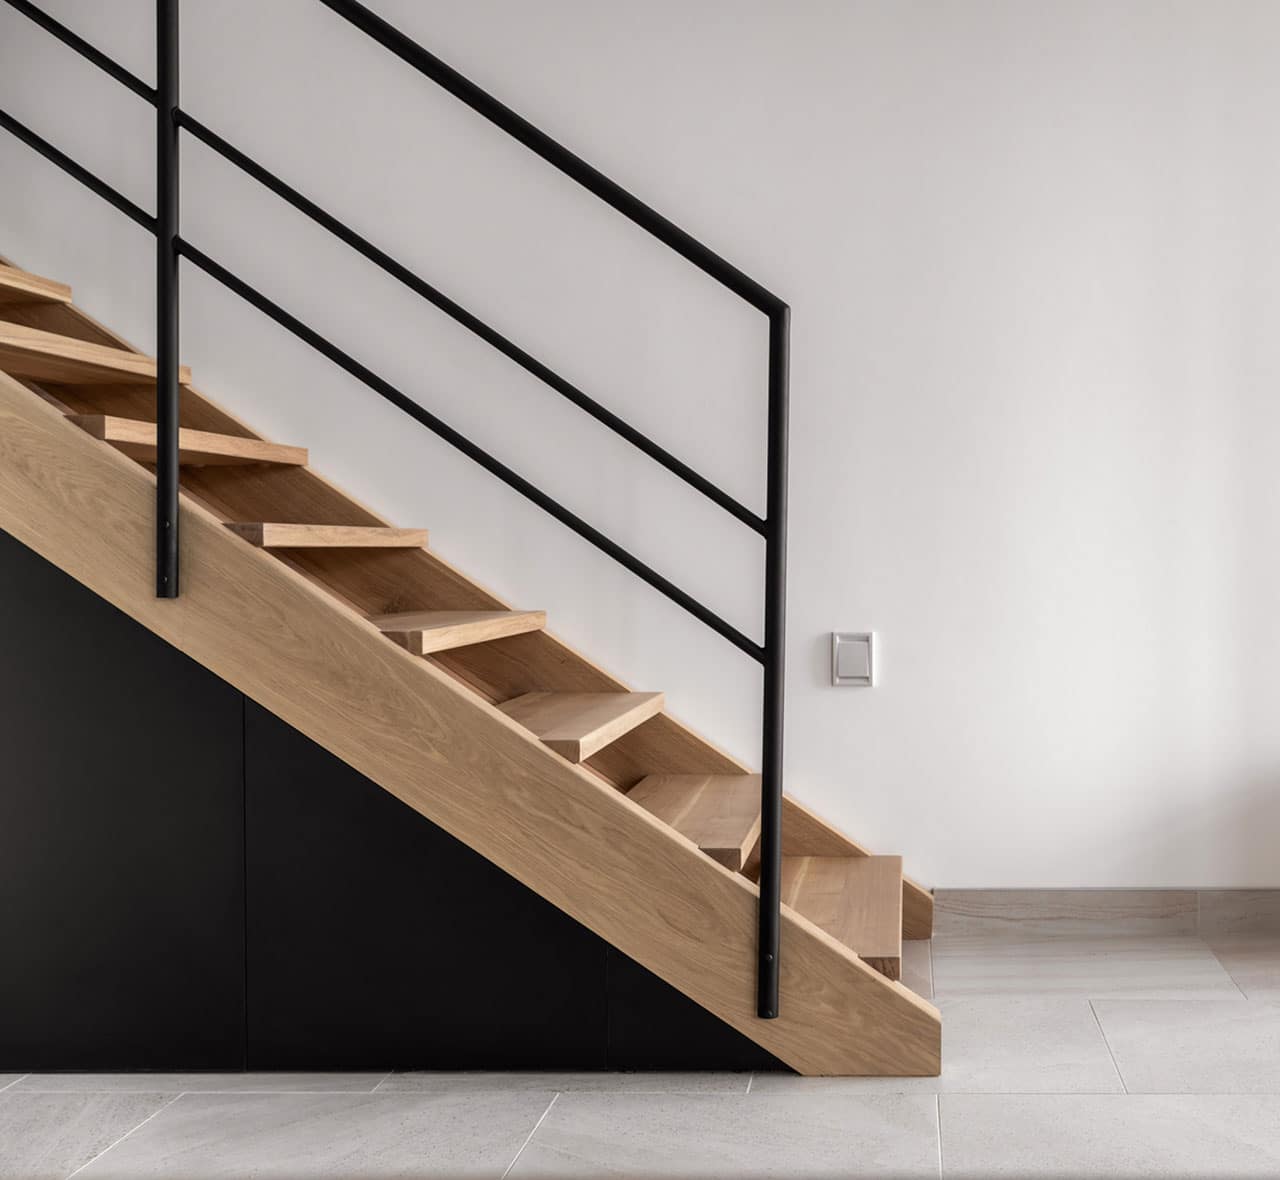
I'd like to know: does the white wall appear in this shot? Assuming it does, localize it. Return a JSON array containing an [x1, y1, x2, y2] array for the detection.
[[3, 0, 1278, 887]]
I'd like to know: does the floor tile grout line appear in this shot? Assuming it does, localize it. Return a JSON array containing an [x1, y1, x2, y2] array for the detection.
[[1191, 924, 1246, 995], [501, 1091, 560, 1179], [1088, 1000, 1128, 1093], [1203, 939, 1252, 1001], [0, 1074, 28, 1094], [935, 1093, 944, 1178], [66, 1091, 185, 1178]]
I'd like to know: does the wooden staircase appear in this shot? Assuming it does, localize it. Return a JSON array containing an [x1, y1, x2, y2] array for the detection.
[[0, 257, 941, 1076]]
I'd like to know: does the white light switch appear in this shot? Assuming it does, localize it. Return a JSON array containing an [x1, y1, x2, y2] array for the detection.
[[832, 632, 874, 686]]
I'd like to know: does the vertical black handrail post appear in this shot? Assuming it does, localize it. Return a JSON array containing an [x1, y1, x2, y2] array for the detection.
[[155, 0, 179, 597], [757, 303, 790, 1019]]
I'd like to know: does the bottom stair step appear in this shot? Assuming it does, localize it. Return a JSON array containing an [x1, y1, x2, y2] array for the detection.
[[782, 854, 903, 981], [628, 774, 761, 871]]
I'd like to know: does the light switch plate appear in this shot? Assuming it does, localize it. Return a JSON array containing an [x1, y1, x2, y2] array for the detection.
[[831, 632, 874, 686]]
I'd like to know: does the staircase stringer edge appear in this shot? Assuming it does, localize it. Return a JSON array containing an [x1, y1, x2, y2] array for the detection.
[[0, 370, 941, 1076], [0, 252, 934, 938]]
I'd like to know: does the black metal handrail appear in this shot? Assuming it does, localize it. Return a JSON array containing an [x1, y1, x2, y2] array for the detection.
[[1, 0, 789, 1019], [175, 109, 767, 536]]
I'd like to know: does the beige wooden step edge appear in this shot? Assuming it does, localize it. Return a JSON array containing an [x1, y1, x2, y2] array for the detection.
[[227, 523, 427, 549], [0, 320, 192, 385], [499, 691, 665, 763], [70, 415, 308, 467], [628, 774, 762, 872], [0, 263, 72, 306], [373, 609, 546, 655]]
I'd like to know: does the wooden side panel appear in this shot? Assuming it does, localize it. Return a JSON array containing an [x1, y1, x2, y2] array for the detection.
[[0, 372, 940, 1076], [1, 262, 935, 942]]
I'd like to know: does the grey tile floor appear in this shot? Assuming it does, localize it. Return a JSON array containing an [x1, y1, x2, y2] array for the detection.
[[4, 929, 1280, 1178]]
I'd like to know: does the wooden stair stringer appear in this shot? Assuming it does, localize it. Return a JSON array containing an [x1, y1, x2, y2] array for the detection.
[[0, 255, 933, 942], [0, 368, 940, 1077]]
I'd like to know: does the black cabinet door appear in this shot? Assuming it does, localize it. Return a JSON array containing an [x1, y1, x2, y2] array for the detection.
[[0, 529, 245, 1069]]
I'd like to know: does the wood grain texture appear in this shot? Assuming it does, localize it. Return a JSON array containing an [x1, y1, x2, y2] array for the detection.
[[785, 795, 934, 940], [227, 523, 427, 549], [628, 775, 762, 872], [783, 856, 904, 981], [373, 609, 546, 655], [70, 415, 308, 467], [0, 321, 192, 385], [900, 884, 935, 941], [0, 263, 72, 307], [0, 254, 934, 942], [0, 369, 940, 1075], [499, 691, 665, 762]]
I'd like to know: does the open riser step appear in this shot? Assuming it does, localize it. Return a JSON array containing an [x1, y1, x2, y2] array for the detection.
[[0, 257, 939, 1075], [0, 262, 71, 307], [0, 319, 192, 385], [71, 414, 308, 467]]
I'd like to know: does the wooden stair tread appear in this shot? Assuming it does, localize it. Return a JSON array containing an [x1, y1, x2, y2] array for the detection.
[[628, 774, 761, 871], [782, 855, 904, 981], [0, 321, 192, 385], [373, 609, 546, 655], [499, 691, 664, 762], [227, 522, 427, 549], [70, 415, 307, 467], [0, 263, 72, 307]]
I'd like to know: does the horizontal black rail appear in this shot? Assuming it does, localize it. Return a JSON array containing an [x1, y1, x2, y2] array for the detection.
[[0, 109, 155, 232], [1, 0, 765, 534], [316, 0, 785, 315], [0, 100, 761, 658], [3, 0, 156, 102], [177, 238, 765, 662], [175, 110, 766, 535]]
